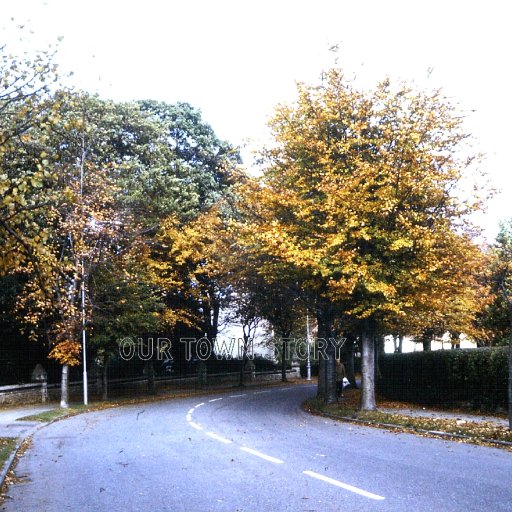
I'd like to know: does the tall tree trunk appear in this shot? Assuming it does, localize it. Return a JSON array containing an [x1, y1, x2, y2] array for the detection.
[[317, 299, 336, 404], [450, 331, 461, 350], [102, 359, 108, 401], [204, 296, 220, 361], [360, 318, 376, 411], [317, 356, 326, 400], [239, 343, 248, 387], [281, 339, 288, 382], [212, 301, 220, 340], [345, 337, 358, 388], [316, 312, 326, 400], [324, 336, 337, 404], [422, 338, 431, 351], [398, 334, 403, 353], [315, 304, 326, 401], [60, 364, 69, 408], [146, 359, 156, 395]]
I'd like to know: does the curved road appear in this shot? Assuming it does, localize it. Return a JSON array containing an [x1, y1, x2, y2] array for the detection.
[[2, 384, 511, 511]]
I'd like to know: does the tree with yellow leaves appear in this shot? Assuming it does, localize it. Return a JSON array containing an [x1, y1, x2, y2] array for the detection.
[[146, 207, 234, 353], [246, 68, 486, 407]]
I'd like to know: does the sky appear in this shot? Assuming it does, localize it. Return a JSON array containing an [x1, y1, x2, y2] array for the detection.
[[2, 0, 510, 241]]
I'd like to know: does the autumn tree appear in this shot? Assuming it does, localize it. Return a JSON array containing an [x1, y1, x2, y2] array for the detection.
[[245, 69, 486, 408], [146, 207, 235, 362], [88, 250, 166, 399], [7, 91, 167, 405], [0, 42, 59, 277]]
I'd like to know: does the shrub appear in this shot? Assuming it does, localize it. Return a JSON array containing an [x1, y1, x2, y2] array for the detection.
[[378, 347, 508, 411]]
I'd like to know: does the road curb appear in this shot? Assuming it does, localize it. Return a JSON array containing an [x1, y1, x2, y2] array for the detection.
[[0, 417, 62, 491], [304, 402, 512, 449], [0, 441, 20, 488]]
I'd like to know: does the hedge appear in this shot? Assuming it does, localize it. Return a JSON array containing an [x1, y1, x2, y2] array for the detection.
[[378, 347, 508, 411]]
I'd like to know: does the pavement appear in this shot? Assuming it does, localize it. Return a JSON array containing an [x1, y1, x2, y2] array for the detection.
[[378, 405, 510, 426], [0, 404, 55, 438], [1, 384, 512, 512]]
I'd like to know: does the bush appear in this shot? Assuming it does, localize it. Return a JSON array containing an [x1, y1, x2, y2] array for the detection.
[[378, 347, 508, 411]]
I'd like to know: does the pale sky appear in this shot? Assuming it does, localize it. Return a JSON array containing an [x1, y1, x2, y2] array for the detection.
[[3, 0, 510, 241]]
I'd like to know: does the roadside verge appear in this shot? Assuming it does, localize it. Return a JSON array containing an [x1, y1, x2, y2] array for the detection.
[[304, 394, 512, 451]]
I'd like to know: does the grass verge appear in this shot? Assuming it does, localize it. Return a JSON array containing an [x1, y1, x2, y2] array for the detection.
[[304, 389, 512, 449], [19, 405, 91, 423], [0, 439, 17, 469]]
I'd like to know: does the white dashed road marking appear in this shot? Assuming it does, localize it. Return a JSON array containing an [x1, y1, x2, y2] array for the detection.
[[240, 447, 284, 464], [303, 470, 385, 500], [185, 386, 386, 501], [205, 432, 232, 444]]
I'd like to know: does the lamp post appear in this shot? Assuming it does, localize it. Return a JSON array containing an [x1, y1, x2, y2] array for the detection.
[[79, 137, 88, 406], [306, 313, 311, 381], [81, 258, 88, 405]]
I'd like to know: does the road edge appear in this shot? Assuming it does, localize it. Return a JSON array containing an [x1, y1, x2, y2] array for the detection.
[[303, 400, 512, 450]]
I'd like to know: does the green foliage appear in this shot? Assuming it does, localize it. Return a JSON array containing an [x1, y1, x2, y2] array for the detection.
[[379, 348, 508, 410], [89, 260, 165, 357], [0, 42, 60, 276], [137, 100, 241, 217]]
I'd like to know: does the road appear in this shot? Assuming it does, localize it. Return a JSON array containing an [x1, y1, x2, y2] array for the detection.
[[2, 384, 511, 512]]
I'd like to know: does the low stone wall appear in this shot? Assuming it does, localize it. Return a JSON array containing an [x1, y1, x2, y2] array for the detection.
[[0, 367, 302, 406], [0, 383, 47, 406]]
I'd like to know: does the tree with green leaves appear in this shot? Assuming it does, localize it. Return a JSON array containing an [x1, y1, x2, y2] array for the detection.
[[0, 41, 59, 278]]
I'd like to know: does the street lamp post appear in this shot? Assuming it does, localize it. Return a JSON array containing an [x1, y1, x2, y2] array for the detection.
[[81, 258, 88, 405], [306, 313, 311, 381]]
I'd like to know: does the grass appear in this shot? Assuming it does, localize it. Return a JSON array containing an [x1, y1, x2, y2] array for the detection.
[[0, 438, 17, 469], [305, 388, 512, 448], [19, 405, 91, 423]]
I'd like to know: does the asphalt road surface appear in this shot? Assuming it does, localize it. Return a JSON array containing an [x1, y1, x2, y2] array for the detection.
[[2, 384, 511, 512]]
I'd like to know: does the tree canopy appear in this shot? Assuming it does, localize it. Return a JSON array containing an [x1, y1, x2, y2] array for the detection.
[[236, 69, 488, 406], [1, 40, 503, 415]]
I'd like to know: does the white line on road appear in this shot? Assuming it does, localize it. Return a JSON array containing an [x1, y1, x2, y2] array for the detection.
[[186, 414, 192, 422], [302, 471, 385, 501], [253, 390, 271, 394], [189, 422, 203, 431], [195, 402, 205, 408], [188, 408, 195, 415], [229, 394, 247, 398], [209, 398, 223, 402], [205, 432, 232, 444], [240, 447, 284, 464]]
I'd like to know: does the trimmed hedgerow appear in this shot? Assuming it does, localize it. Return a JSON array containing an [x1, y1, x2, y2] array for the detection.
[[378, 347, 508, 411]]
